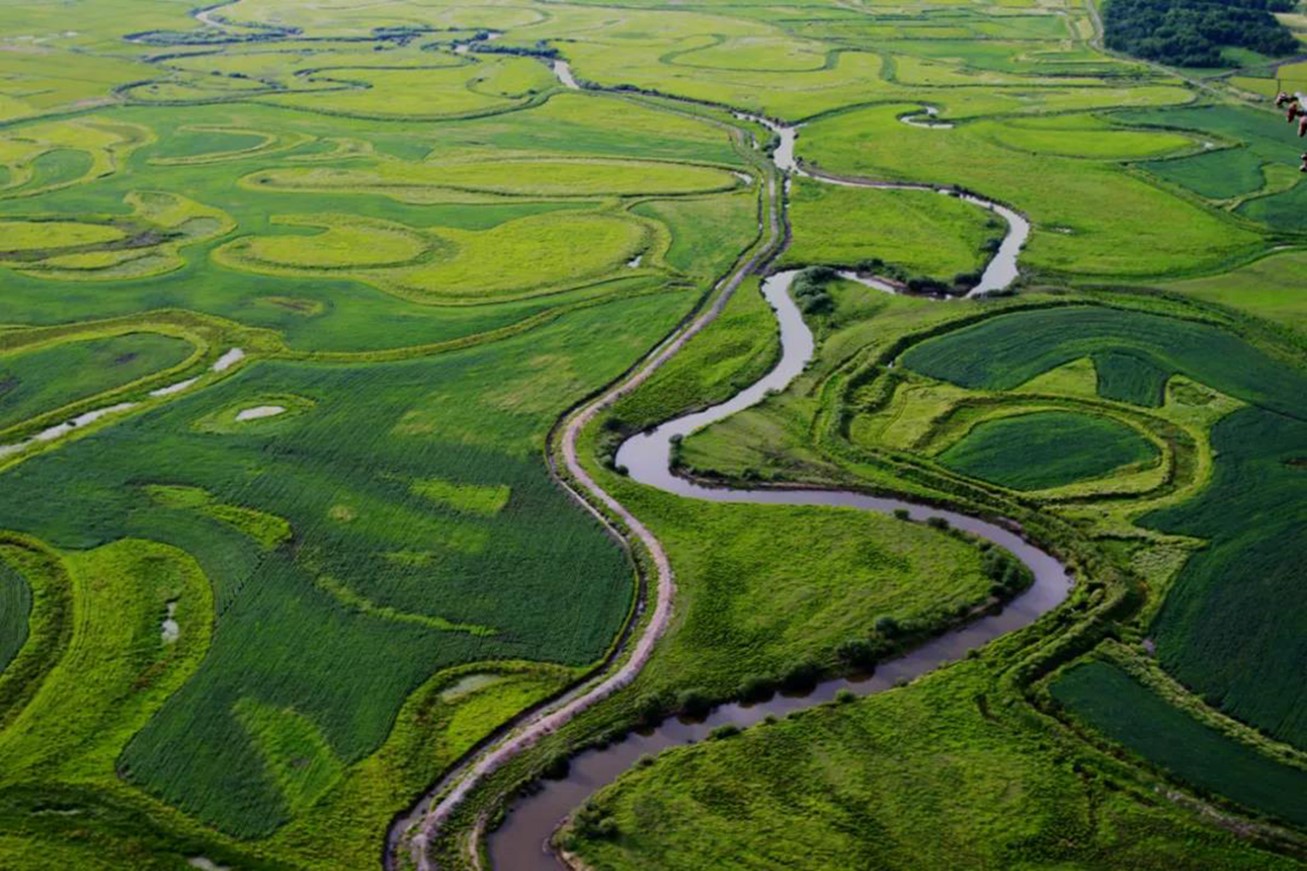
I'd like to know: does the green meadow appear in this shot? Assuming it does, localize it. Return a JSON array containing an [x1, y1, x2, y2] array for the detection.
[[0, 0, 1304, 868], [1052, 660, 1307, 827], [938, 410, 1160, 491]]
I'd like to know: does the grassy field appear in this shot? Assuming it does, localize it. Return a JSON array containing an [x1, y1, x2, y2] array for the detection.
[[0, 295, 691, 836], [1152, 249, 1307, 333], [0, 0, 770, 856], [0, 560, 29, 675], [1092, 350, 1170, 407], [898, 304, 1307, 749], [637, 278, 1307, 871], [567, 662, 1301, 870], [1140, 406, 1307, 748], [1114, 104, 1307, 228], [901, 306, 1307, 417], [610, 277, 778, 433], [797, 106, 1270, 281], [631, 190, 760, 283], [0, 333, 195, 434], [938, 410, 1160, 491], [1052, 660, 1307, 826], [606, 489, 997, 699], [782, 180, 1001, 280], [0, 0, 1304, 867]]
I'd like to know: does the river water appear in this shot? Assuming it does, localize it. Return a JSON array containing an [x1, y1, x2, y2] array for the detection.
[[487, 266, 1065, 868]]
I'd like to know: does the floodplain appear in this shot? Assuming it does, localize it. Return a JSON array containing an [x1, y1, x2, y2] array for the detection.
[[0, 0, 1303, 869]]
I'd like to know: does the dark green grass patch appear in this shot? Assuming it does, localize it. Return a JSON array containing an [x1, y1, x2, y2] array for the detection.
[[939, 410, 1158, 490], [610, 278, 778, 433], [0, 291, 690, 836], [632, 191, 759, 282], [907, 306, 1307, 749], [151, 129, 269, 162], [1238, 180, 1307, 230], [0, 333, 194, 432], [883, 39, 1090, 75], [1092, 350, 1167, 406], [900, 306, 1307, 420], [0, 560, 30, 675], [1142, 148, 1265, 200], [1141, 407, 1307, 749], [14, 149, 93, 195], [1115, 105, 1289, 157], [782, 180, 999, 281], [1117, 104, 1306, 223], [1052, 660, 1307, 826]]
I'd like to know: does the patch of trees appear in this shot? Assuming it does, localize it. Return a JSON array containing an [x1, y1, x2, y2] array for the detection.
[[470, 39, 560, 59], [979, 541, 1033, 598], [848, 257, 984, 297], [792, 266, 838, 314], [1104, 0, 1299, 67], [126, 29, 296, 46]]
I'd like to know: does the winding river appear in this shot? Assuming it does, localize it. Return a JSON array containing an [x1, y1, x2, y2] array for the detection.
[[487, 268, 1069, 868], [393, 62, 1059, 871], [759, 117, 1028, 297]]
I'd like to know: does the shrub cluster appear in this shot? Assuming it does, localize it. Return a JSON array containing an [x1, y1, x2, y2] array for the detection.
[[792, 266, 837, 315], [471, 40, 561, 59], [980, 541, 1032, 597]]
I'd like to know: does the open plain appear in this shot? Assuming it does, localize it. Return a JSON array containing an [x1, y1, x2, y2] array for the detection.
[[0, 0, 1303, 869]]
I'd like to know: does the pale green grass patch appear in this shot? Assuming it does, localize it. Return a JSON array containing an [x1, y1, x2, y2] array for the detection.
[[410, 478, 512, 517]]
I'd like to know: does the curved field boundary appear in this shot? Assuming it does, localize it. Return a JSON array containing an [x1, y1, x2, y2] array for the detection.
[[278, 280, 691, 364], [148, 125, 314, 166], [0, 324, 207, 444], [0, 308, 280, 459], [0, 534, 74, 732]]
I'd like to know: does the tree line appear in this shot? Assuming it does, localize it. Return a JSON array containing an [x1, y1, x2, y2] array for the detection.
[[1104, 0, 1300, 67]]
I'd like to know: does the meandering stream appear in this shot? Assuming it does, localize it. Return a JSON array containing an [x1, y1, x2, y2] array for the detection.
[[758, 116, 1028, 297], [487, 267, 1069, 868], [393, 59, 1058, 871]]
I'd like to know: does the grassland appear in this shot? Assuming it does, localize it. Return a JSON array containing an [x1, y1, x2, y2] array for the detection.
[[568, 662, 1301, 870], [0, 560, 29, 675], [1, 295, 694, 836], [894, 304, 1307, 750], [900, 305, 1307, 417], [938, 410, 1160, 491], [1141, 406, 1307, 748], [0, 0, 1304, 868], [609, 277, 778, 433], [0, 333, 195, 434], [1114, 104, 1307, 229], [1052, 660, 1307, 827], [0, 0, 775, 857], [1152, 250, 1307, 333], [591, 271, 1306, 870], [782, 180, 1002, 280], [797, 106, 1273, 281]]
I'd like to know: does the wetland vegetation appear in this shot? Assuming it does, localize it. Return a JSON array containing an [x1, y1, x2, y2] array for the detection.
[[0, 0, 1303, 869]]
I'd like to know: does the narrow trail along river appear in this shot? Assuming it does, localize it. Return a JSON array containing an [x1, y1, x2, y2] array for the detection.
[[392, 65, 1063, 871]]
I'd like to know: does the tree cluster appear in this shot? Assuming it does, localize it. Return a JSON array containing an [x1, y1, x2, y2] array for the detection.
[[1104, 0, 1299, 67], [792, 266, 838, 315]]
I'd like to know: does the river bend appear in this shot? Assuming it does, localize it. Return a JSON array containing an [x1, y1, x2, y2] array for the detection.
[[395, 65, 1054, 871]]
